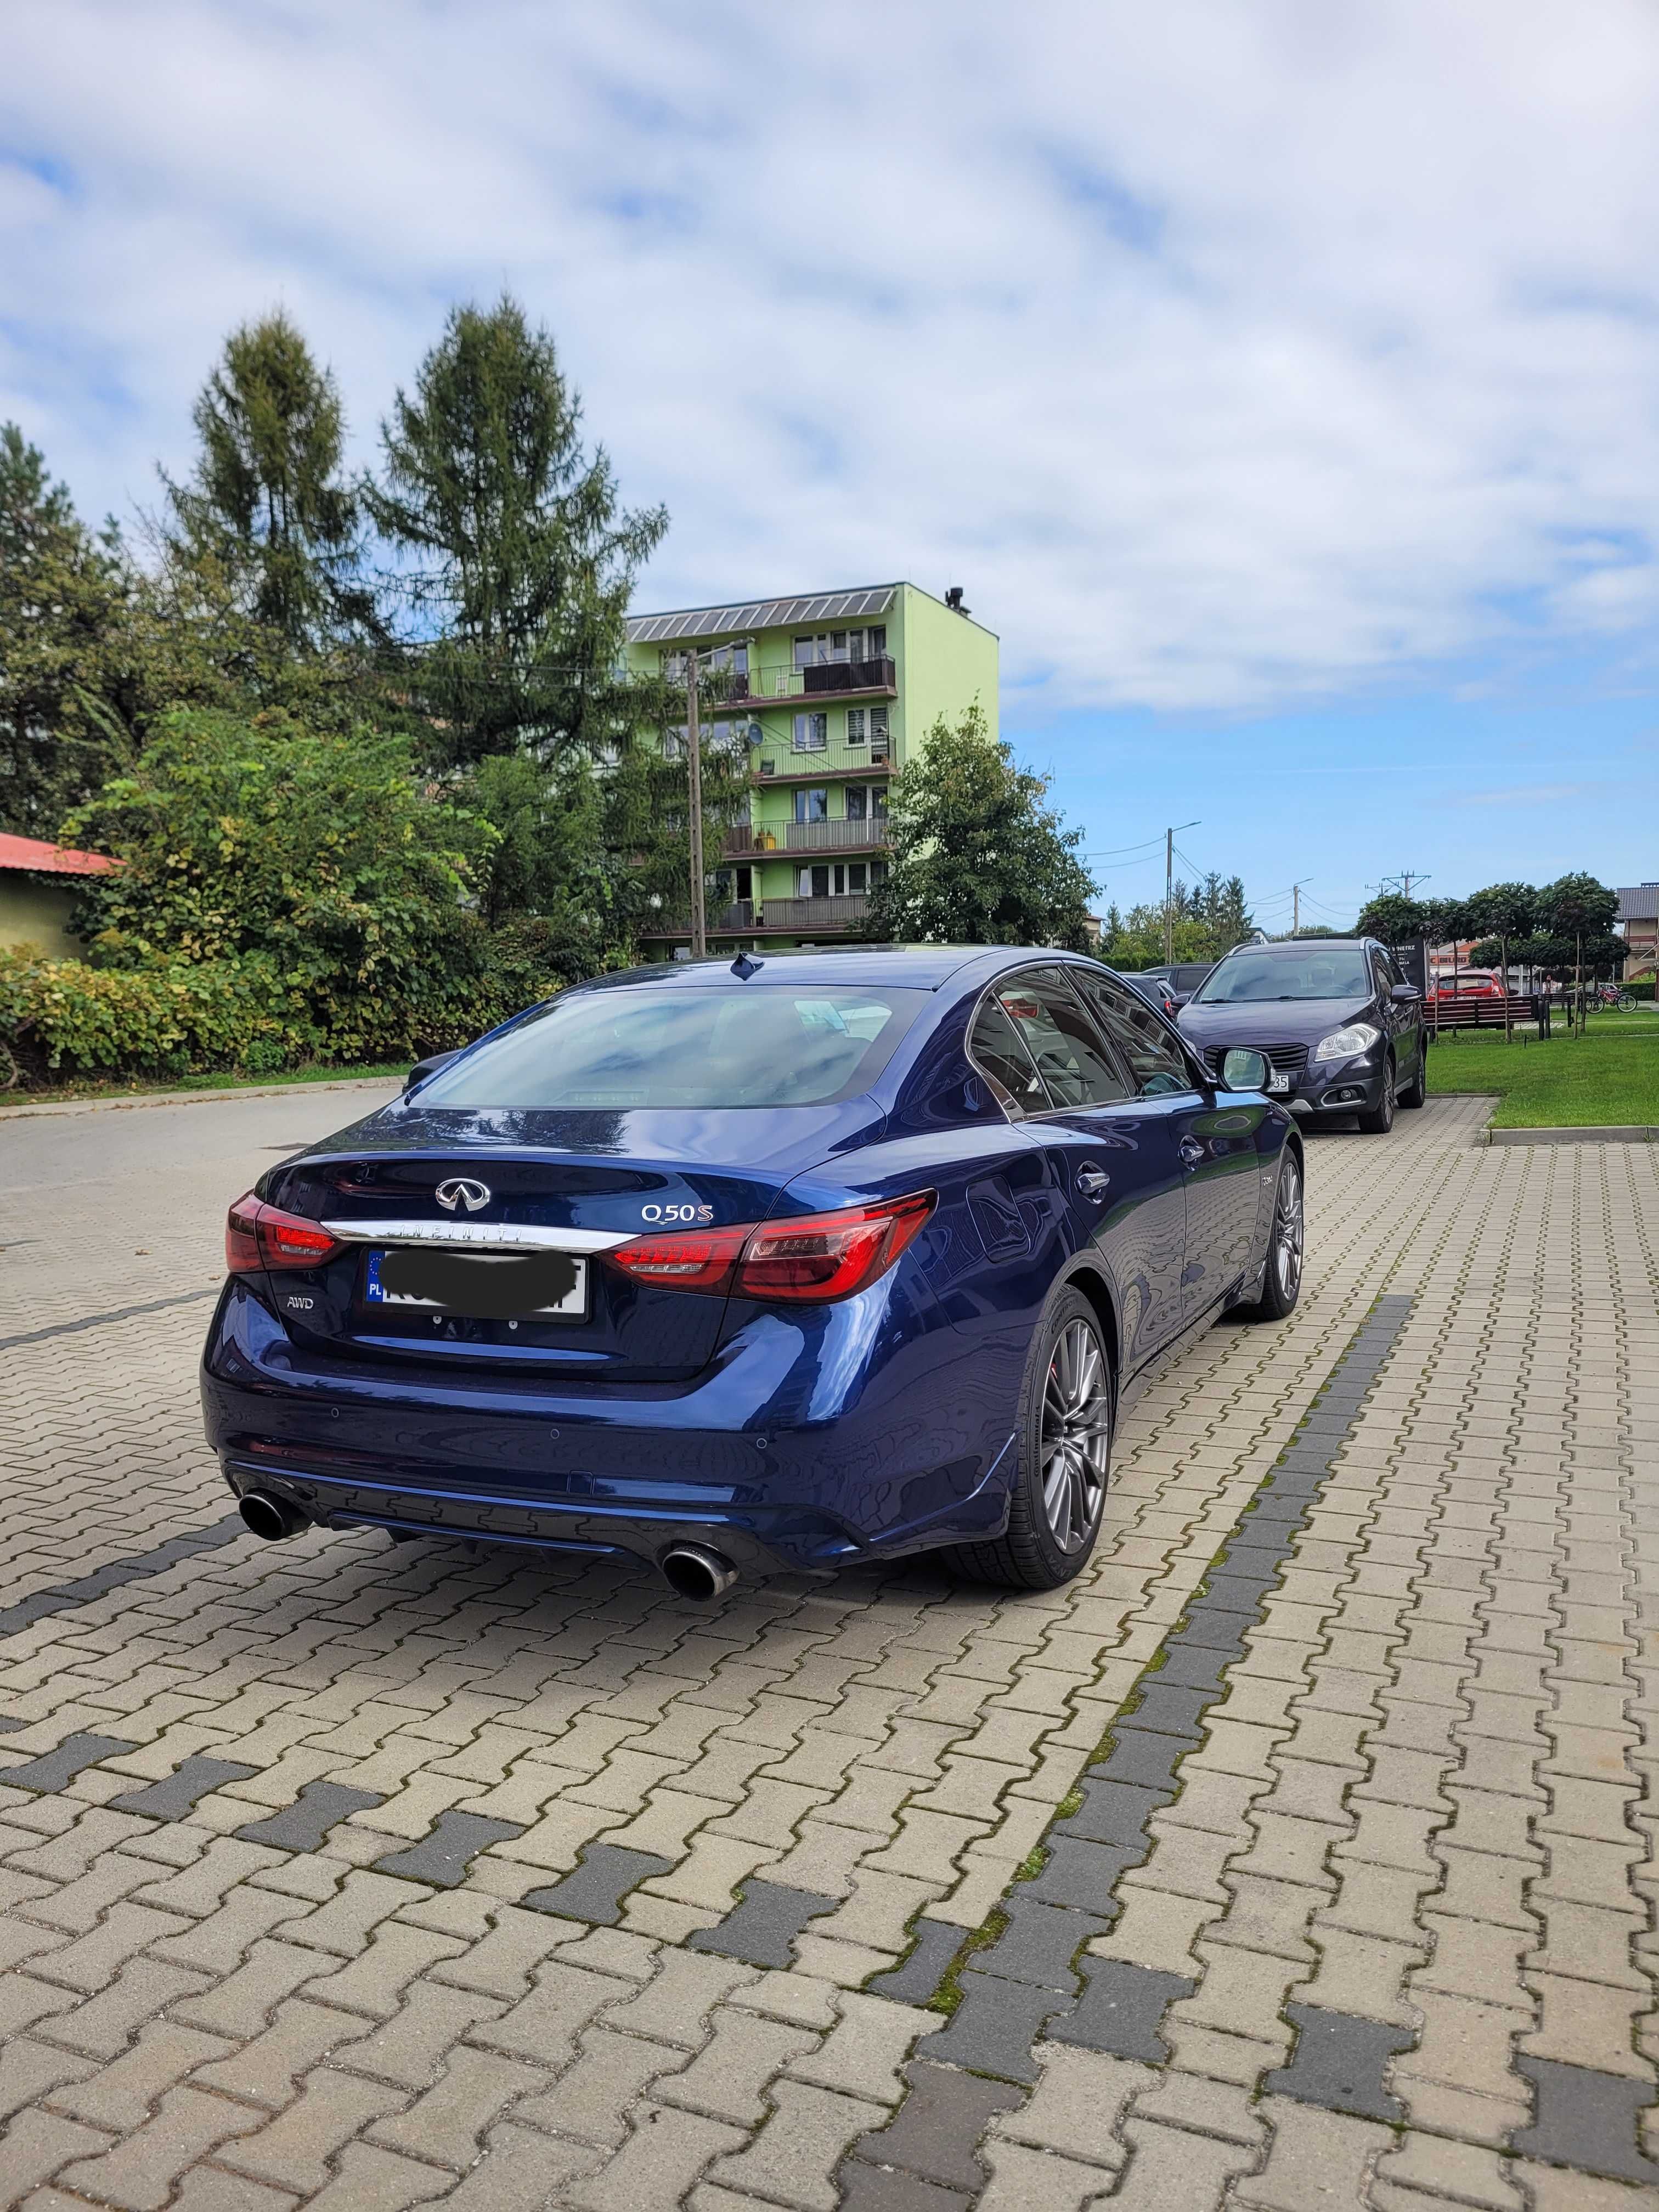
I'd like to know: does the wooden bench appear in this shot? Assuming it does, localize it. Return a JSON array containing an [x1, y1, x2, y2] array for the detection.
[[1429, 994, 1548, 1036]]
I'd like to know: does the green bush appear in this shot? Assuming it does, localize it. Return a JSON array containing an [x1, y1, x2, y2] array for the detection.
[[0, 946, 321, 1077], [0, 915, 626, 1085], [1627, 978, 1655, 1002]]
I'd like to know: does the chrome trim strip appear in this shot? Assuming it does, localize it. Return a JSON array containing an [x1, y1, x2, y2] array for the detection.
[[320, 1219, 631, 1255]]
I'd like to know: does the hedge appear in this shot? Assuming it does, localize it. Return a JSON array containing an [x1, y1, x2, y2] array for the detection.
[[0, 917, 619, 1087]]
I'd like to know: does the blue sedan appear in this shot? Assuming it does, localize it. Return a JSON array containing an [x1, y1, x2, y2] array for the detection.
[[201, 947, 1304, 1598]]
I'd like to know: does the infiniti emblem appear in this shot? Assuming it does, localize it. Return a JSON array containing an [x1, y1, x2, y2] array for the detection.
[[435, 1177, 492, 1214]]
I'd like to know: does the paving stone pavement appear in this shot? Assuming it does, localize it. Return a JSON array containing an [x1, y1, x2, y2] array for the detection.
[[2, 1087, 1657, 2209]]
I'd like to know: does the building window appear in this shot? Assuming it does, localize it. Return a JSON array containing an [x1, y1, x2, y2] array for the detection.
[[792, 712, 827, 751], [797, 862, 871, 898], [663, 726, 687, 760], [846, 708, 866, 745], [870, 706, 889, 751], [846, 785, 867, 821], [794, 787, 829, 823], [795, 626, 887, 670], [666, 641, 747, 682]]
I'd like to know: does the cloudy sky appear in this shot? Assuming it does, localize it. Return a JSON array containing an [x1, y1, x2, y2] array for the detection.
[[6, 0, 1658, 924]]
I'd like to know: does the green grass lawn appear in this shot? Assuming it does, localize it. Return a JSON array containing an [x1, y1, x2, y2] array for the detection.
[[1426, 1013, 1659, 1127], [0, 1062, 407, 1110]]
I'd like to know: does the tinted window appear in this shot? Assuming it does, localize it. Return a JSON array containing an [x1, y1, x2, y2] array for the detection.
[[992, 971, 1132, 1109], [417, 988, 926, 1110], [969, 997, 1049, 1115], [1192, 947, 1373, 1003], [1072, 974, 1196, 1098]]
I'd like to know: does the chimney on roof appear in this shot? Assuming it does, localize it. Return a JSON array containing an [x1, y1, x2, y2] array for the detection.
[[945, 586, 968, 613]]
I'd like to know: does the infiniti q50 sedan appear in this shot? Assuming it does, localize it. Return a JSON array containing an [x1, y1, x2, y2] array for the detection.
[[201, 947, 1304, 1599]]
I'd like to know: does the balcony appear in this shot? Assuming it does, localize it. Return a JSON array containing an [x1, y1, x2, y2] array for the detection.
[[637, 892, 868, 941], [754, 754, 891, 785], [723, 657, 896, 704], [758, 894, 869, 933], [785, 817, 888, 852]]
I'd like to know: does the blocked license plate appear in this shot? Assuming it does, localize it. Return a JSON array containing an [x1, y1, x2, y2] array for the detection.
[[364, 1248, 587, 1322], [1267, 1071, 1292, 1094]]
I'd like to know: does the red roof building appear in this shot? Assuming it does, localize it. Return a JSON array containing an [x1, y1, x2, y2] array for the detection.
[[0, 835, 119, 958]]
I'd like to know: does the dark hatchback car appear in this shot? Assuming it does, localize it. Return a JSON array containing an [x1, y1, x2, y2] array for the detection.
[[202, 948, 1304, 1599], [1132, 962, 1216, 1012], [1177, 938, 1425, 1133]]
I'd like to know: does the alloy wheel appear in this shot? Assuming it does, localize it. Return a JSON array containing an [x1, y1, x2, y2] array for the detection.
[[1274, 1156, 1304, 1301], [1040, 1317, 1111, 1551]]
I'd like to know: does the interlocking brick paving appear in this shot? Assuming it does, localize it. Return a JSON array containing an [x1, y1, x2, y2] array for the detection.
[[2, 1086, 1657, 2208]]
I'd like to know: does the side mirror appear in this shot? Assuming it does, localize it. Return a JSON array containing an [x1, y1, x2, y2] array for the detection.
[[404, 1049, 460, 1095], [1390, 984, 1421, 1004], [1219, 1047, 1269, 1092]]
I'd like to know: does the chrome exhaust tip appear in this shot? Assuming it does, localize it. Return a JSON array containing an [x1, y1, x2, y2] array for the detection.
[[659, 1544, 738, 1602], [239, 1491, 306, 1542]]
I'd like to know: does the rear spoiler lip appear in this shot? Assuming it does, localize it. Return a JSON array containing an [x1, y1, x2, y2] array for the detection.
[[320, 1219, 634, 1256]]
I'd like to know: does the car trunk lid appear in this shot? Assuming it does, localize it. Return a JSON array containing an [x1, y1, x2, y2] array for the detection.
[[251, 1103, 879, 1383]]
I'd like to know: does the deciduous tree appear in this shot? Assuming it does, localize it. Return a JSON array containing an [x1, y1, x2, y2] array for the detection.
[[863, 703, 1097, 948]]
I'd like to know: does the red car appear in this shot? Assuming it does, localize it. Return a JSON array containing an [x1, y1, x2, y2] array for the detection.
[[1429, 973, 1505, 1003]]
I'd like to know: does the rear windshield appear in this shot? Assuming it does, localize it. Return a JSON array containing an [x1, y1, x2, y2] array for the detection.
[[1192, 948, 1372, 1003], [415, 986, 928, 1109]]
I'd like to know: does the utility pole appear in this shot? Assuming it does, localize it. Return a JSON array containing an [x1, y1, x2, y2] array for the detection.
[[685, 649, 707, 960], [1291, 879, 1312, 935], [1164, 820, 1200, 965]]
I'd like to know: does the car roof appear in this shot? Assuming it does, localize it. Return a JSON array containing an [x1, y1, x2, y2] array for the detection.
[[568, 946, 1043, 994], [1221, 937, 1370, 956]]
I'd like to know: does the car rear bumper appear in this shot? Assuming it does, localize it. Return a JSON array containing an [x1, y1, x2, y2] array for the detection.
[[201, 1279, 1017, 1576]]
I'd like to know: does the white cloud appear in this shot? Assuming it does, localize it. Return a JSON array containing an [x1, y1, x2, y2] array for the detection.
[[5, 0, 1659, 712]]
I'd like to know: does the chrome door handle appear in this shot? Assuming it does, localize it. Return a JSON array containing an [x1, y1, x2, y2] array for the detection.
[[1076, 1166, 1110, 1201], [1178, 1137, 1204, 1167]]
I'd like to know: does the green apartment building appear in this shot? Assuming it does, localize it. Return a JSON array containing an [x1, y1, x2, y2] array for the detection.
[[623, 582, 998, 952]]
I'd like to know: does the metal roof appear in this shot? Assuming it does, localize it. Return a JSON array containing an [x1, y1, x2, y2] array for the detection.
[[625, 586, 896, 646], [0, 833, 119, 877], [1618, 883, 1659, 922]]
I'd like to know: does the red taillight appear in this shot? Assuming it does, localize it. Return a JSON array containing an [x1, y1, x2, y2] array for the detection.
[[602, 1191, 935, 1306], [224, 1194, 340, 1274], [605, 1224, 752, 1295], [737, 1192, 935, 1301], [226, 1193, 263, 1274]]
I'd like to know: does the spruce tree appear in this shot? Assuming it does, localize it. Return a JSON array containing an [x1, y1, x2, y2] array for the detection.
[[163, 312, 365, 650], [0, 424, 129, 834], [367, 296, 667, 769]]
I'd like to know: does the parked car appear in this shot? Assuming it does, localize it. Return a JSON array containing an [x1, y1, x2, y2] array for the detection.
[[1429, 972, 1504, 1003], [1132, 962, 1216, 1010], [1122, 972, 1180, 1018], [203, 949, 1303, 1598], [1177, 937, 1425, 1133]]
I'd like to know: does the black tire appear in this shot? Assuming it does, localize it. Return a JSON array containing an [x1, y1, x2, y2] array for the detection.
[[1230, 1149, 1305, 1322], [1398, 1043, 1426, 1108], [1355, 1053, 1396, 1133], [942, 1286, 1112, 1591]]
